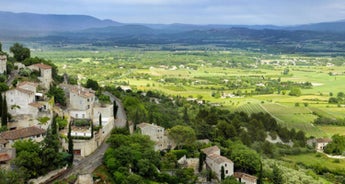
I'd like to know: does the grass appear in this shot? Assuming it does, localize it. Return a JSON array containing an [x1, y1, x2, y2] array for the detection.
[[283, 153, 345, 175], [317, 125, 345, 137], [32, 49, 345, 138]]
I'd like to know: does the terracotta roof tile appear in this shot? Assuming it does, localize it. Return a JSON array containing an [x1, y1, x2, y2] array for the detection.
[[70, 87, 95, 99], [0, 153, 11, 162], [31, 63, 52, 70], [0, 126, 46, 140]]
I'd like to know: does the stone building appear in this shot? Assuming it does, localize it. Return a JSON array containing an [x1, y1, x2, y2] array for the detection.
[[28, 63, 52, 89], [0, 55, 7, 74], [137, 122, 174, 151], [201, 146, 234, 181]]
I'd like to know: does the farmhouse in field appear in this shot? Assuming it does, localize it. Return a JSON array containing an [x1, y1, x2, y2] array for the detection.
[[307, 138, 332, 151], [137, 122, 174, 151], [201, 145, 234, 181]]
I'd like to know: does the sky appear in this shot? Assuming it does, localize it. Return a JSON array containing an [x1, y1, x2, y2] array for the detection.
[[1, 0, 345, 25]]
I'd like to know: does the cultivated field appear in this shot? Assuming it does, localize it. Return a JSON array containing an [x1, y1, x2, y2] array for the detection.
[[33, 47, 345, 137]]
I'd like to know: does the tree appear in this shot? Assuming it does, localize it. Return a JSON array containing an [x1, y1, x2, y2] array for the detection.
[[272, 164, 283, 184], [0, 83, 8, 92], [289, 87, 301, 97], [198, 152, 206, 172], [1, 95, 8, 127], [99, 113, 102, 127], [47, 85, 66, 106], [113, 100, 118, 119], [10, 43, 30, 62], [51, 115, 57, 135], [183, 106, 190, 124], [324, 134, 345, 155], [67, 121, 74, 166], [168, 125, 196, 149], [221, 166, 225, 180], [85, 79, 99, 91]]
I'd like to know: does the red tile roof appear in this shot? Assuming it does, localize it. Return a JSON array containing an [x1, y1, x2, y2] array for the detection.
[[31, 63, 52, 70], [0, 153, 11, 162], [0, 126, 46, 140]]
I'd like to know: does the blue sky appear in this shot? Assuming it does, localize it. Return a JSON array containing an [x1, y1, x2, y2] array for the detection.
[[1, 0, 345, 25]]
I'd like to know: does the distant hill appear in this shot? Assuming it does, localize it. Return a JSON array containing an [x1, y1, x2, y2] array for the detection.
[[289, 20, 345, 32], [0, 11, 122, 32]]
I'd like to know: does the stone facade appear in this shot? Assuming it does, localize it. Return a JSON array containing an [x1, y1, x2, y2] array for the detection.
[[201, 146, 234, 181], [137, 123, 174, 151], [0, 55, 7, 74], [28, 63, 52, 89]]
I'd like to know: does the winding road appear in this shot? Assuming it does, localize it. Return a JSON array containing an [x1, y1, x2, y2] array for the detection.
[[49, 91, 126, 183]]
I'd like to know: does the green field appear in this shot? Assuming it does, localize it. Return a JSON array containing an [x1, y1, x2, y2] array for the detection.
[[284, 153, 345, 175], [32, 49, 345, 137]]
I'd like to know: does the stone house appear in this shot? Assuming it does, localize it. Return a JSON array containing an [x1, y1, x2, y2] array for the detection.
[[28, 63, 52, 90], [316, 138, 332, 151], [6, 86, 36, 116], [63, 84, 95, 119], [137, 122, 174, 151], [0, 55, 7, 74], [5, 82, 52, 130], [307, 138, 332, 151], [201, 145, 234, 181], [0, 126, 46, 148], [234, 172, 257, 184]]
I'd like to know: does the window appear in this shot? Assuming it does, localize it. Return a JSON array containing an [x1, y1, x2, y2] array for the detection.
[[226, 170, 228, 174], [225, 163, 227, 167]]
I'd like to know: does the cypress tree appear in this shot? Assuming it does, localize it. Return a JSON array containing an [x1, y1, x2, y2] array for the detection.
[[0, 94, 3, 118], [91, 121, 94, 138], [113, 100, 118, 119], [221, 166, 225, 180], [1, 95, 7, 127], [67, 122, 74, 167], [51, 114, 57, 135], [198, 152, 205, 172], [99, 113, 102, 127]]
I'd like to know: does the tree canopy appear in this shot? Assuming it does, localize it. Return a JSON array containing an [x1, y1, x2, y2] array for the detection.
[[168, 125, 196, 149], [10, 43, 30, 62]]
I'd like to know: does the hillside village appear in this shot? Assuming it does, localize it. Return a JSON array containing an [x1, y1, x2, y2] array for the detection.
[[0, 52, 116, 171], [0, 44, 341, 184]]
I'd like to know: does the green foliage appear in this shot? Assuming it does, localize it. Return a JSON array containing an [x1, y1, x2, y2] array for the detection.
[[85, 78, 99, 91], [168, 125, 196, 149], [47, 85, 66, 106], [289, 87, 302, 96], [0, 169, 26, 184], [0, 82, 9, 92], [10, 43, 30, 62], [224, 141, 261, 174], [221, 176, 241, 184], [324, 134, 345, 155], [37, 116, 50, 125], [272, 164, 283, 184], [98, 94, 110, 105], [56, 116, 68, 130]]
